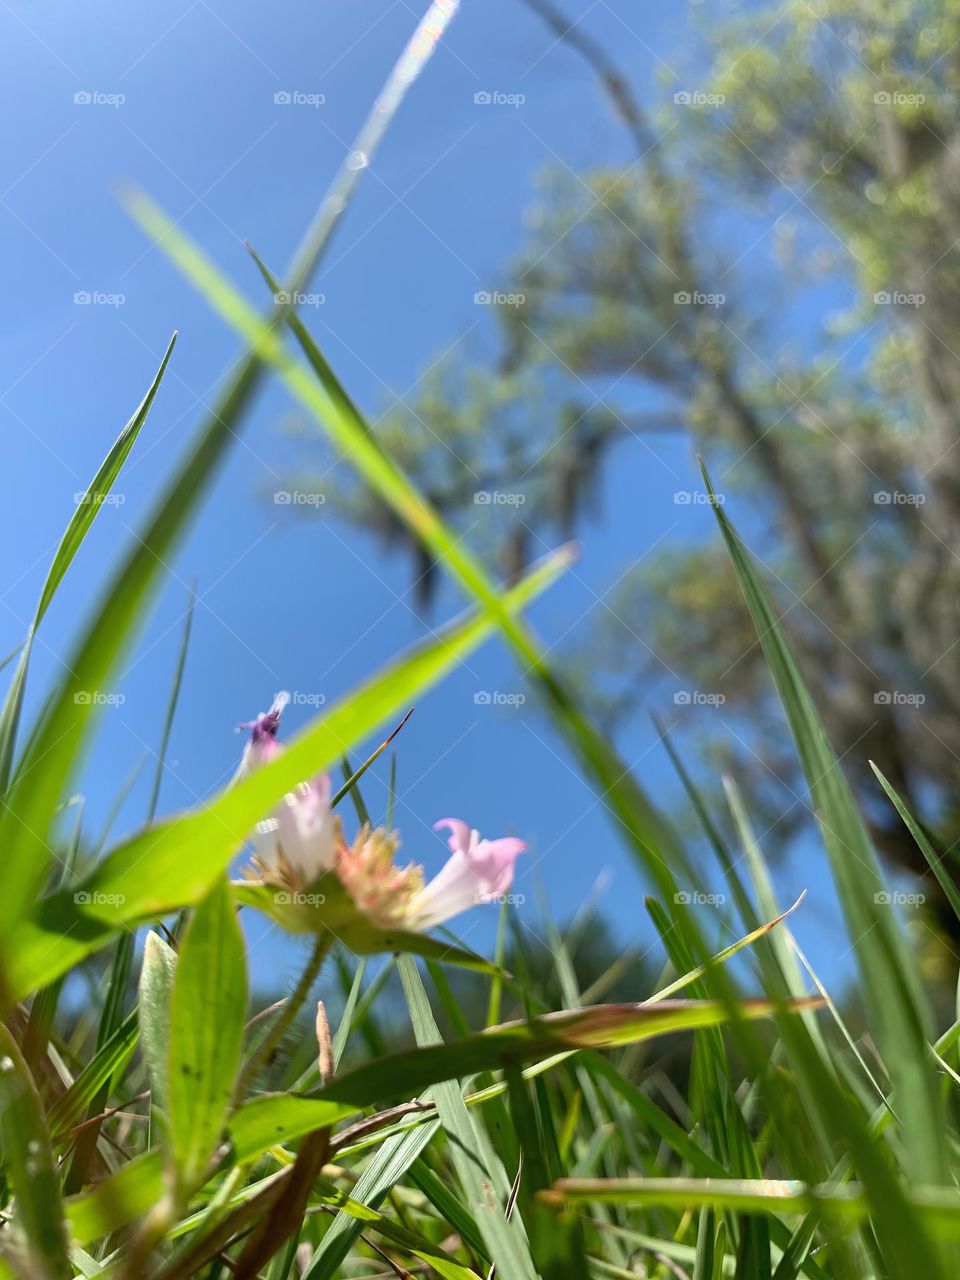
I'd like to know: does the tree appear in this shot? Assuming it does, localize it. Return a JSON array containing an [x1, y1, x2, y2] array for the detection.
[[281, 0, 960, 924]]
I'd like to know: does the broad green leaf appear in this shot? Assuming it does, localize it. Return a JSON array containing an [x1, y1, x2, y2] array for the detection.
[[9, 546, 569, 998], [167, 876, 247, 1193], [0, 1023, 71, 1278]]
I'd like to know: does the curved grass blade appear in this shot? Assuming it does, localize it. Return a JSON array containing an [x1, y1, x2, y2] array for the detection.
[[701, 458, 948, 1189], [0, 334, 176, 804]]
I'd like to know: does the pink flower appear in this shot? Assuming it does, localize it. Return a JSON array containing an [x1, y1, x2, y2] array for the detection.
[[252, 775, 338, 890], [237, 691, 338, 889], [236, 691, 290, 779], [404, 819, 526, 931]]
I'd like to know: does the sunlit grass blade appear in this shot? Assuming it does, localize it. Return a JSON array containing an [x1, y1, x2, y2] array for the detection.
[[540, 1176, 960, 1234], [647, 893, 806, 1001], [9, 546, 570, 997]]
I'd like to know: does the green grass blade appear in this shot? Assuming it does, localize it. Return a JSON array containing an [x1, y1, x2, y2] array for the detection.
[[167, 876, 247, 1194], [702, 458, 948, 1188], [0, 333, 176, 802], [397, 954, 540, 1280], [871, 762, 960, 924]]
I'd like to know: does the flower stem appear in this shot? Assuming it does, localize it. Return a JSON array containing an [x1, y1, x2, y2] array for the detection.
[[237, 932, 331, 1096]]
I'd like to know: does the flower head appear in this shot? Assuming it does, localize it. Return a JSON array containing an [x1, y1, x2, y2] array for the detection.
[[236, 695, 525, 933], [336, 825, 424, 928], [251, 774, 339, 891], [405, 820, 526, 930], [236, 691, 290, 779]]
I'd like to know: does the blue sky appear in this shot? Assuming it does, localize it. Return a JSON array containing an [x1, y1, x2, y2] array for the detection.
[[0, 0, 860, 992]]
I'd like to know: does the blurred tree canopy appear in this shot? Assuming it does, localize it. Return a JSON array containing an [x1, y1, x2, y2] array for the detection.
[[281, 0, 960, 922]]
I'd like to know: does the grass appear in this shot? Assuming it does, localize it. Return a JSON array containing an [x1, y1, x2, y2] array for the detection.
[[2, 7, 959, 1280]]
